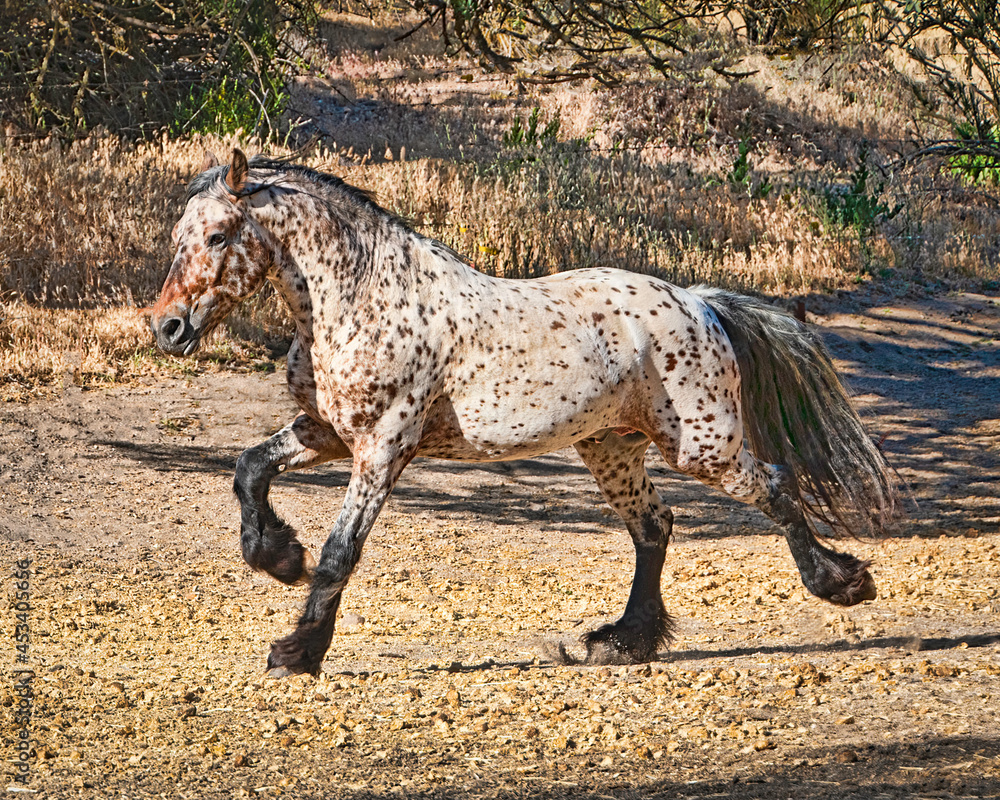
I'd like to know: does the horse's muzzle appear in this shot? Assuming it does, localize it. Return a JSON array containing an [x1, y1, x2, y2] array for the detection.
[[152, 312, 201, 356]]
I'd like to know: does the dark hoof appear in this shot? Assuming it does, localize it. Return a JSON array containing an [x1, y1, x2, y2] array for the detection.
[[266, 633, 323, 677], [826, 568, 877, 606], [266, 666, 298, 680], [583, 627, 639, 665], [582, 624, 655, 665], [241, 515, 312, 586], [579, 606, 675, 666], [810, 553, 877, 606]]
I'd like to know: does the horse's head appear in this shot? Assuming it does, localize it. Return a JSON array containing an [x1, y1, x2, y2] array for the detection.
[[151, 149, 272, 356]]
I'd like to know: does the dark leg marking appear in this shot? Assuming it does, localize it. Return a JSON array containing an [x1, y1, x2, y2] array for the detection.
[[760, 467, 876, 606], [267, 565, 347, 677], [565, 432, 675, 666], [267, 438, 416, 676], [234, 415, 350, 586]]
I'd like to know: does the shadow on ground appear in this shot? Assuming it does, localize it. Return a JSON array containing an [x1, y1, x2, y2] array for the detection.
[[342, 734, 1000, 799], [115, 734, 1000, 799], [95, 436, 777, 538], [664, 630, 1000, 662]]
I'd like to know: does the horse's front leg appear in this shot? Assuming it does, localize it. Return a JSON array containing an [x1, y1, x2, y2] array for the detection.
[[234, 414, 351, 585], [266, 433, 417, 676]]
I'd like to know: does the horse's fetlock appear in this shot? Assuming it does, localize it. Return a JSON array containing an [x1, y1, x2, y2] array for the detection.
[[581, 603, 674, 666], [807, 551, 876, 606]]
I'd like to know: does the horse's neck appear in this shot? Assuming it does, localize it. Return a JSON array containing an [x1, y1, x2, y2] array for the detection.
[[257, 196, 430, 333]]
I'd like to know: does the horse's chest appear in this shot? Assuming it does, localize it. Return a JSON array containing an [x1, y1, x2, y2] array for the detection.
[[304, 337, 411, 428]]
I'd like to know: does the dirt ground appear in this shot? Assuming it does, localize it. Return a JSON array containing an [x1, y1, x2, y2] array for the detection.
[[2, 288, 1000, 798]]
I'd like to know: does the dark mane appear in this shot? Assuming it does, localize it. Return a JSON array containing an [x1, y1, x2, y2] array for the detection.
[[248, 156, 391, 217], [185, 155, 409, 229], [185, 164, 229, 202]]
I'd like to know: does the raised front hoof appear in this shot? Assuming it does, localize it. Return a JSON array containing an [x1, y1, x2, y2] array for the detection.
[[266, 635, 323, 677], [824, 569, 877, 606], [265, 543, 311, 586], [242, 520, 314, 586]]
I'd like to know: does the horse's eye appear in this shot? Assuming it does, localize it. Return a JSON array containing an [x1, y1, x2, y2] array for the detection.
[[208, 233, 226, 247]]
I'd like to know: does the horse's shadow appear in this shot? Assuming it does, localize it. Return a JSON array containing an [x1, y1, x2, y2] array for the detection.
[[659, 631, 1000, 663], [321, 629, 1000, 681], [95, 438, 751, 536]]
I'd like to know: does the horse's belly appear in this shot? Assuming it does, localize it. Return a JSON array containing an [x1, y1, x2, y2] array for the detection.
[[416, 436, 579, 462], [416, 393, 619, 462]]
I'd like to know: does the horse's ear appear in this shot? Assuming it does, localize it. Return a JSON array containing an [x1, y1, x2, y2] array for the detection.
[[226, 148, 249, 195], [201, 150, 219, 172]]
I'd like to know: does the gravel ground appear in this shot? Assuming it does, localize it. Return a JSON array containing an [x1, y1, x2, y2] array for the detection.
[[2, 290, 999, 798]]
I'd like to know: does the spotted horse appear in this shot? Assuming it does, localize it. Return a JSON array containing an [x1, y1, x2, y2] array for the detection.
[[150, 149, 898, 675]]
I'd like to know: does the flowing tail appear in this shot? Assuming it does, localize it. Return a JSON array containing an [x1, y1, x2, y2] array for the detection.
[[692, 287, 898, 537]]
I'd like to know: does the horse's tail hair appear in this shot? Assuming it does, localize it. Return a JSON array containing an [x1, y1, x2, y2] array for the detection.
[[692, 287, 898, 537]]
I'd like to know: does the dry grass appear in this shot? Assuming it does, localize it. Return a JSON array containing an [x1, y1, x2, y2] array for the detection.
[[353, 154, 859, 291], [0, 303, 153, 401], [2, 43, 1000, 395], [0, 133, 292, 397], [0, 300, 281, 402], [0, 135, 185, 306]]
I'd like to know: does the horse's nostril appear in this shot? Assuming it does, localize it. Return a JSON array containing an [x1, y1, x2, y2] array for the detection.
[[161, 316, 185, 343]]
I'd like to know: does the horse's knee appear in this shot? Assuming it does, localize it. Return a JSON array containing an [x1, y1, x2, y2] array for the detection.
[[234, 445, 273, 505], [627, 510, 666, 549], [655, 506, 674, 542], [235, 446, 255, 478]]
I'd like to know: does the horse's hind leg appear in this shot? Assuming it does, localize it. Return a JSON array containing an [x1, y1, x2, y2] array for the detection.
[[757, 462, 876, 605], [234, 415, 350, 585], [572, 431, 675, 665], [696, 444, 876, 606]]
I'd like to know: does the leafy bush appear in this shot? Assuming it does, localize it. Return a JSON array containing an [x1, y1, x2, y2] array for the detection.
[[878, 0, 1000, 176], [821, 145, 901, 275], [0, 0, 319, 139], [948, 122, 1000, 185], [726, 131, 773, 199], [823, 147, 901, 239]]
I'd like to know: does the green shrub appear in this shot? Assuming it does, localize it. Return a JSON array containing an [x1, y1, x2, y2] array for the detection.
[[948, 121, 1000, 186], [0, 0, 319, 139], [823, 146, 901, 239], [726, 132, 773, 200], [502, 107, 561, 148]]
